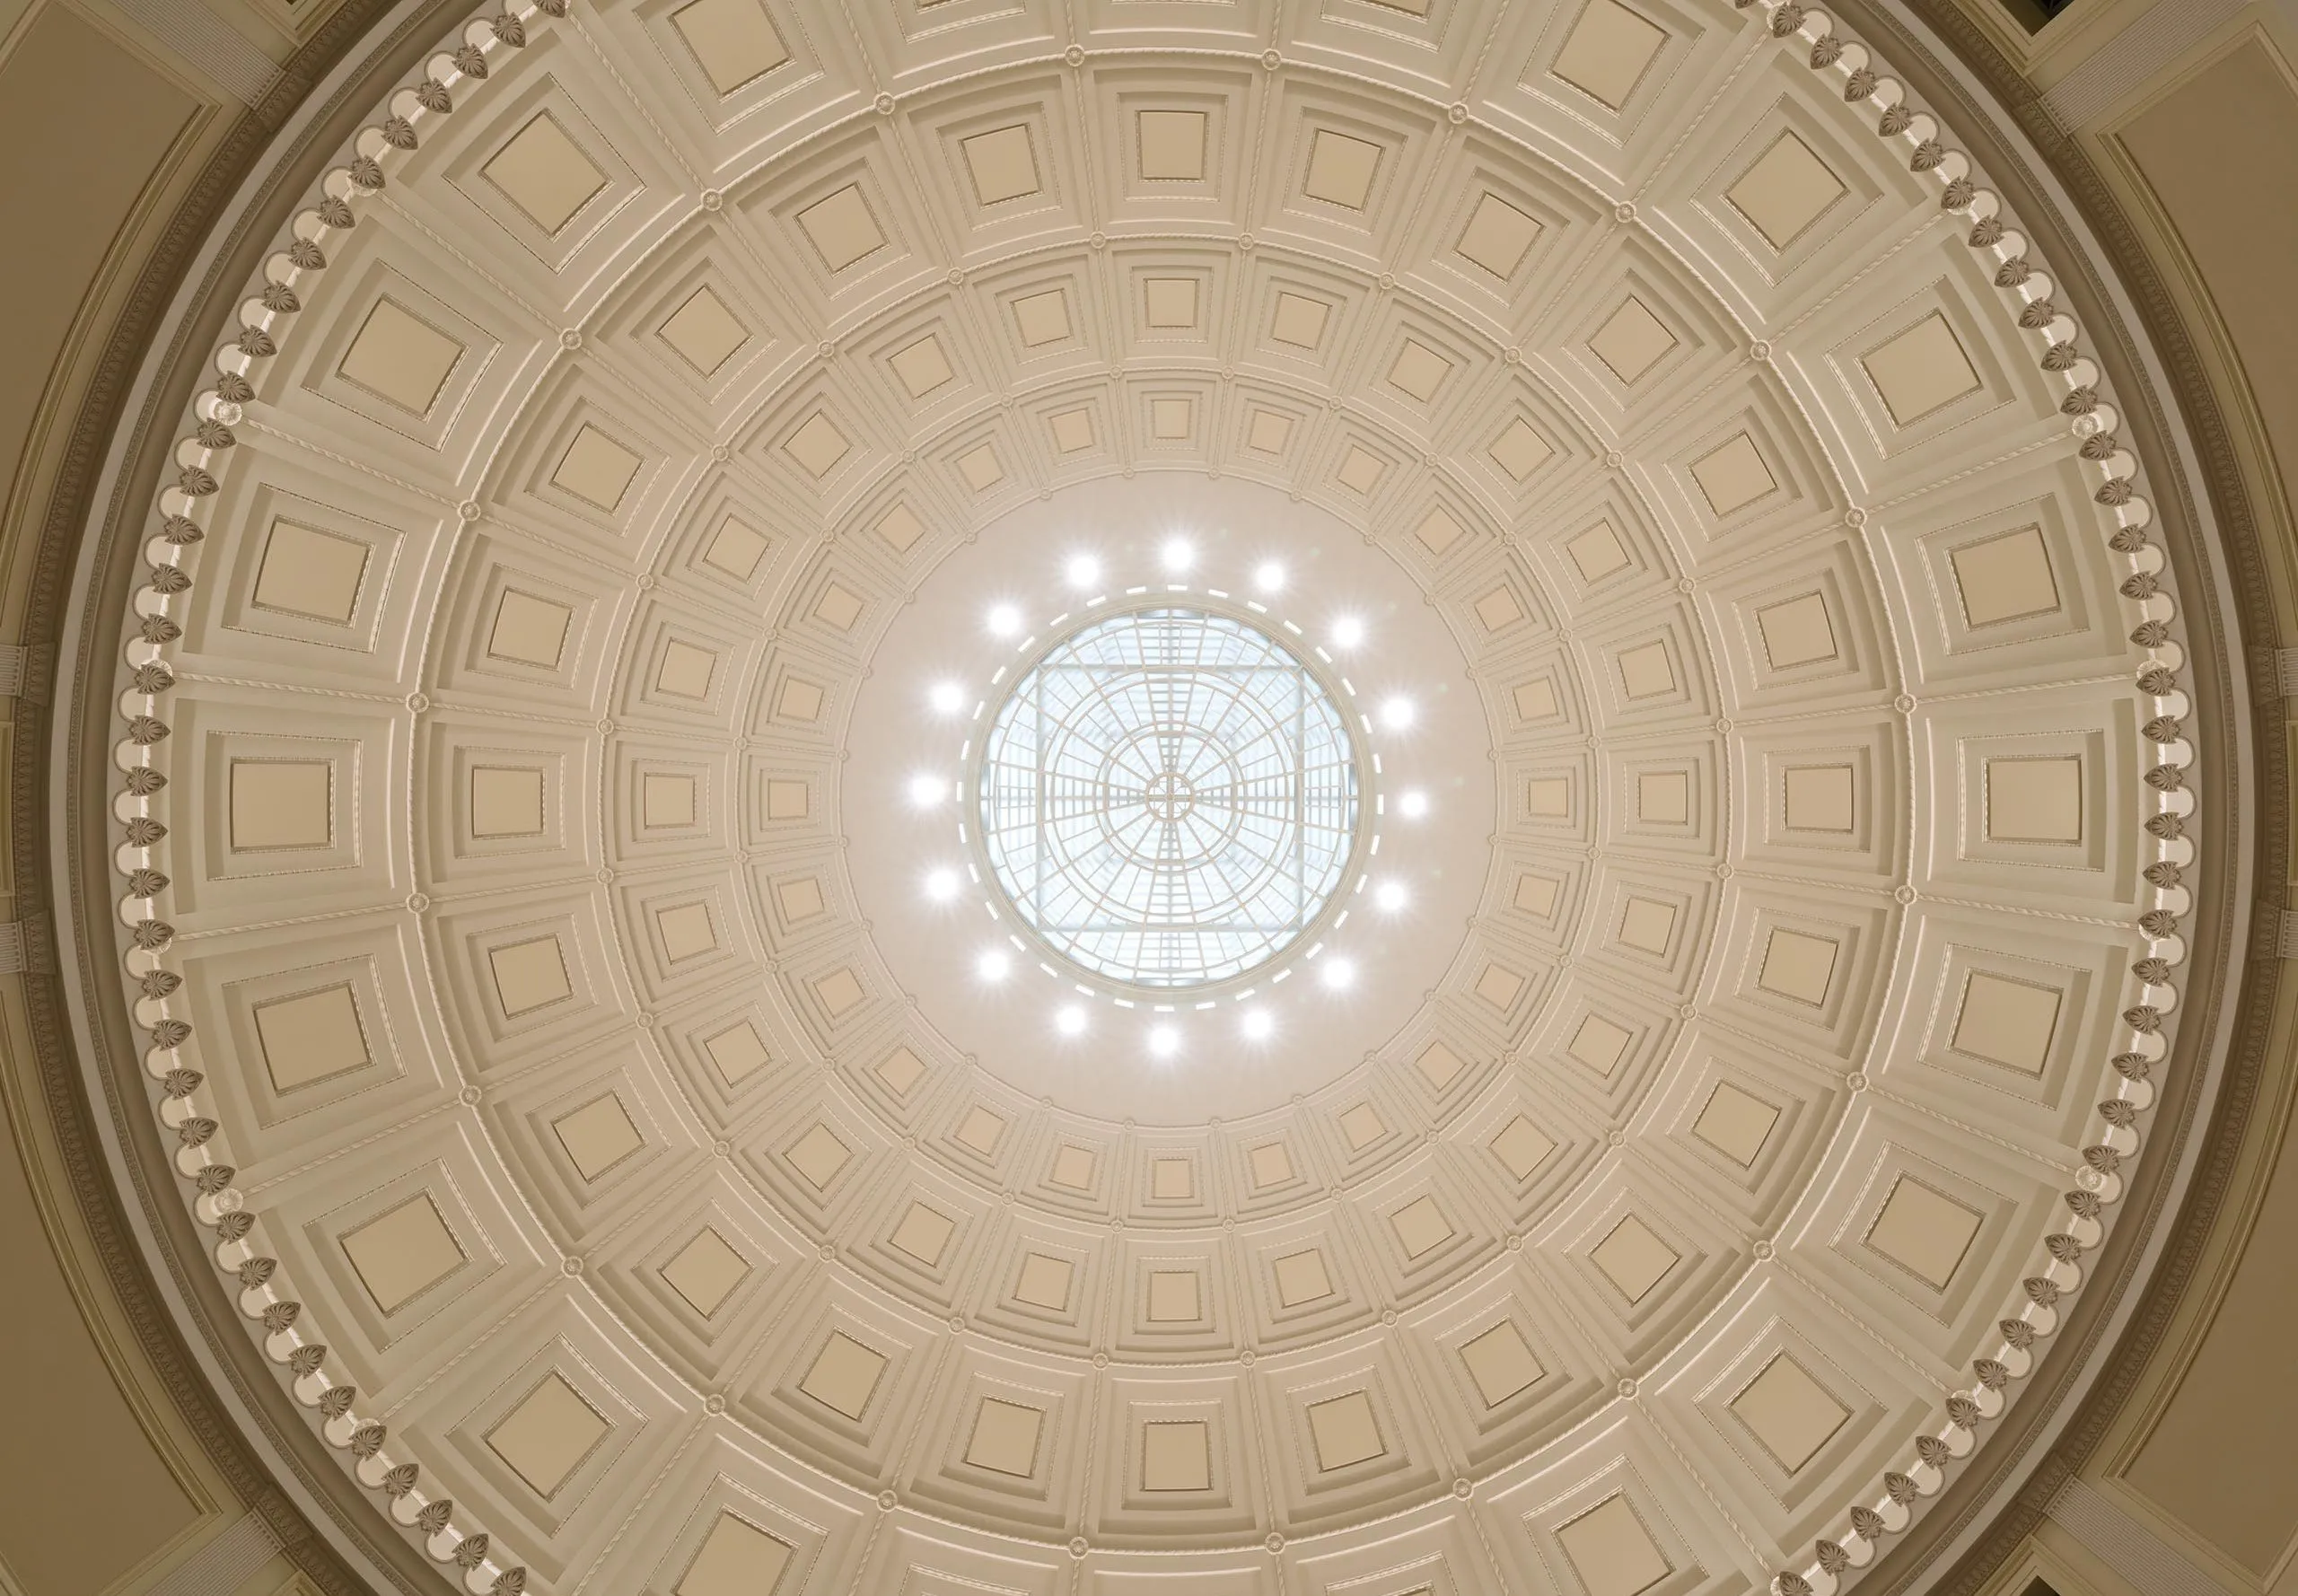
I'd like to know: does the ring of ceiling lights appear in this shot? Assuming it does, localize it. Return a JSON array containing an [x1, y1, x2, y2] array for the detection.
[[968, 599, 1369, 995], [71, 1, 2221, 1594]]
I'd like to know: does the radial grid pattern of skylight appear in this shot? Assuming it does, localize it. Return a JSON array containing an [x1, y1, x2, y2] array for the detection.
[[977, 609, 1359, 987]]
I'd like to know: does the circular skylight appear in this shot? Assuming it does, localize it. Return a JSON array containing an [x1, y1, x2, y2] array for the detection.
[[974, 606, 1361, 988]]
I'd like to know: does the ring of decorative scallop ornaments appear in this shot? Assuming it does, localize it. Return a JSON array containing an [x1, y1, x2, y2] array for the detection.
[[85, 0, 2213, 1593]]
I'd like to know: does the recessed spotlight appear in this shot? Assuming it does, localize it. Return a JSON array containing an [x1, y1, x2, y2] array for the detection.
[[1380, 696, 1416, 731], [1253, 560, 1286, 593], [908, 773, 948, 808], [1160, 538, 1195, 574], [924, 867, 960, 902], [1241, 1009, 1274, 1041], [1398, 789, 1430, 819], [987, 603, 1022, 636], [1320, 957, 1357, 992], [928, 680, 965, 715], [977, 949, 1013, 982], [1374, 880, 1408, 912], [1331, 615, 1366, 649], [1065, 554, 1102, 590], [1147, 1023, 1180, 1058], [1056, 1005, 1087, 1037]]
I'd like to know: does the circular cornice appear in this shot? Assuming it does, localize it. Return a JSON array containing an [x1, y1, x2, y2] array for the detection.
[[14, 2, 2270, 1596]]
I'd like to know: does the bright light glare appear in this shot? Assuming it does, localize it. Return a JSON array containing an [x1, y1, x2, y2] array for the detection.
[[1147, 1024, 1180, 1058], [924, 867, 960, 902], [1398, 789, 1430, 819], [1331, 615, 1366, 649], [1320, 957, 1357, 992], [1374, 880, 1408, 912], [1241, 1009, 1274, 1041], [976, 949, 1013, 982], [1160, 538, 1195, 574], [928, 680, 965, 715], [987, 603, 1022, 636], [1056, 1005, 1087, 1037], [907, 774, 948, 808], [1380, 697, 1416, 731], [1065, 554, 1102, 590], [1253, 560, 1286, 593]]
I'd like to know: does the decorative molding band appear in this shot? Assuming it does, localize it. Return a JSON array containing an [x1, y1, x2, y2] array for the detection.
[[0, 644, 22, 697], [147, 1513, 284, 1596], [2045, 1478, 2228, 1596], [103, 0, 281, 107], [2273, 647, 2298, 697], [0, 924, 22, 975], [2277, 909, 2298, 959], [2039, 0, 2252, 132]]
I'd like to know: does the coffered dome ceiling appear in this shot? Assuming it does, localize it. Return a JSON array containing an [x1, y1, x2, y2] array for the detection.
[[68, 0, 2231, 1593]]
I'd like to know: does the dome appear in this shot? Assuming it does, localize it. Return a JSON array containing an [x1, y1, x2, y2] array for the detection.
[[28, 1, 2266, 1595]]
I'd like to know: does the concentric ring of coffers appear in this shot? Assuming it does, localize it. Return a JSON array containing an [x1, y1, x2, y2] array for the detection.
[[92, 0, 2194, 1592]]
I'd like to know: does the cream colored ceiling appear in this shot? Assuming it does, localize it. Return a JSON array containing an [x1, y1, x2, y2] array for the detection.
[[91, 0, 2200, 1593]]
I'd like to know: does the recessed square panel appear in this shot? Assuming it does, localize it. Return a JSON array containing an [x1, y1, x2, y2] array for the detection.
[[1591, 1215, 1678, 1302], [1616, 640, 1677, 698], [1458, 193, 1540, 278], [1417, 1039, 1465, 1089], [1514, 679, 1558, 720], [1144, 276, 1198, 329], [230, 760, 332, 850], [642, 773, 697, 829], [655, 640, 717, 699], [671, 0, 788, 95], [1142, 1421, 1210, 1490], [1270, 292, 1330, 349], [1783, 765, 1855, 831], [1589, 297, 1676, 382], [1865, 1175, 1984, 1289], [1049, 408, 1095, 452], [1477, 963, 1525, 1008], [875, 1045, 924, 1097], [965, 1397, 1043, 1477], [489, 590, 572, 667], [656, 900, 717, 961], [1249, 1140, 1294, 1188], [1692, 1081, 1778, 1166], [1527, 777, 1571, 817], [1731, 1354, 1848, 1472], [1337, 446, 1385, 494], [796, 185, 884, 272], [783, 412, 850, 477], [1248, 409, 1294, 453], [1461, 1320, 1543, 1406], [765, 779, 810, 819], [703, 516, 768, 581], [659, 285, 750, 375], [677, 1513, 791, 1596], [1617, 899, 1675, 955], [1150, 397, 1193, 439], [1049, 1145, 1095, 1188], [961, 125, 1039, 206], [1691, 433, 1776, 516], [1758, 592, 1838, 668], [553, 425, 644, 512], [956, 443, 1004, 490], [1758, 929, 1838, 1005], [812, 585, 861, 631], [876, 504, 925, 551], [1567, 521, 1630, 583], [1147, 1269, 1200, 1321], [1637, 770, 1688, 824], [1415, 508, 1464, 556], [1388, 339, 1452, 402], [1570, 1013, 1633, 1076], [1727, 133, 1846, 250], [1338, 1102, 1385, 1151], [554, 1093, 644, 1180], [1151, 1157, 1195, 1199], [1307, 1390, 1383, 1470], [483, 114, 608, 235], [1985, 756, 2083, 842], [252, 521, 370, 624], [1138, 110, 1206, 180], [1952, 972, 2062, 1074], [1863, 313, 1982, 425], [1302, 129, 1381, 208], [341, 1194, 463, 1313], [1558, 1495, 1671, 1596], [955, 1104, 1005, 1155], [890, 1201, 955, 1266], [800, 1331, 885, 1419], [1490, 417, 1553, 479], [1515, 873, 1561, 916], [1493, 1115, 1556, 1179], [786, 1123, 851, 1188], [1013, 289, 1071, 346], [253, 985, 370, 1092], [1014, 1252, 1073, 1311], [487, 1372, 609, 1498], [1951, 527, 2059, 627], [338, 298, 463, 415], [1551, 0, 1667, 110], [706, 1022, 768, 1085], [1391, 1195, 1454, 1258], [471, 766, 546, 837], [1273, 1248, 1331, 1307], [661, 1226, 750, 1316], [489, 935, 572, 1015]]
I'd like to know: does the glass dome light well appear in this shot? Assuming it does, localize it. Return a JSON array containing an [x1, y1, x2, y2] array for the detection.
[[972, 606, 1363, 988]]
